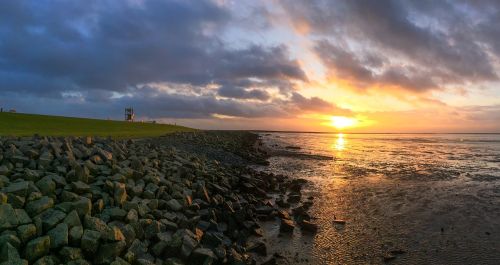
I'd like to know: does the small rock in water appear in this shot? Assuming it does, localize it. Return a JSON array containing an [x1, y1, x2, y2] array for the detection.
[[300, 220, 318, 233], [280, 218, 295, 233], [332, 219, 346, 225]]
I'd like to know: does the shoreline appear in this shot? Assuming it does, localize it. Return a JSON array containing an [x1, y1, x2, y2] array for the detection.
[[0, 131, 314, 264]]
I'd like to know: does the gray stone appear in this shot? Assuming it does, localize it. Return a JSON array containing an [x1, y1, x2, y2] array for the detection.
[[72, 197, 92, 217], [7, 193, 25, 208], [71, 181, 90, 194], [103, 226, 125, 242], [102, 207, 127, 220], [15, 209, 31, 225], [41, 210, 66, 231], [181, 235, 198, 258], [125, 209, 138, 223], [33, 255, 60, 265], [110, 257, 131, 265], [94, 240, 126, 264], [35, 177, 55, 196], [25, 196, 54, 217], [24, 236, 50, 262], [189, 248, 217, 265], [75, 165, 89, 183], [0, 204, 19, 230], [16, 224, 37, 243], [114, 182, 127, 206], [167, 199, 183, 211], [0, 242, 27, 265], [59, 247, 83, 262], [0, 233, 21, 249], [63, 210, 82, 228], [69, 226, 83, 246], [279, 218, 294, 233], [2, 181, 29, 197], [81, 229, 100, 253], [47, 223, 68, 249]]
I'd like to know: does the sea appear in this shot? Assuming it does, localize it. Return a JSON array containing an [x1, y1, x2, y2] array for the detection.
[[255, 133, 500, 265]]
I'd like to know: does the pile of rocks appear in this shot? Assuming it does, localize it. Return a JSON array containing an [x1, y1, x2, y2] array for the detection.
[[0, 132, 313, 265]]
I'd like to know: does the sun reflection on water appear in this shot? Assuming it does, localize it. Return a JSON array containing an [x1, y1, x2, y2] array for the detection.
[[334, 133, 346, 151]]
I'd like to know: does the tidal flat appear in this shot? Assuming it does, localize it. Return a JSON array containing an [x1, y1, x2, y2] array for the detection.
[[256, 132, 500, 265]]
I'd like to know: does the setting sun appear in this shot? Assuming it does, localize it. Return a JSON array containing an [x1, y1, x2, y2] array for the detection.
[[330, 116, 357, 129]]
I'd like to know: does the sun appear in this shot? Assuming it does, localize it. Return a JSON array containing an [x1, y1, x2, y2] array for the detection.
[[330, 116, 357, 129]]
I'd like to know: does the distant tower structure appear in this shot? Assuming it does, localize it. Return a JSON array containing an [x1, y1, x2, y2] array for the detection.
[[125, 107, 135, 122]]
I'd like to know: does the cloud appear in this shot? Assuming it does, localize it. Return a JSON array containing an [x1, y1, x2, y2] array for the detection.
[[281, 0, 500, 93], [0, 0, 306, 100]]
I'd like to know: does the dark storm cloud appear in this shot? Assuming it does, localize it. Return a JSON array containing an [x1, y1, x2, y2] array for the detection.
[[0, 0, 305, 103], [282, 0, 500, 92]]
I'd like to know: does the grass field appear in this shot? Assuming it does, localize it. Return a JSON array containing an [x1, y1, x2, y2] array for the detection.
[[0, 112, 195, 138]]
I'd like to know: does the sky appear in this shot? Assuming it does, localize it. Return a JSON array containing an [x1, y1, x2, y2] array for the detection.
[[1, 0, 500, 133]]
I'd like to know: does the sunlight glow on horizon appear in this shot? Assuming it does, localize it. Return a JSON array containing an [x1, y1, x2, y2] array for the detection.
[[330, 116, 357, 129]]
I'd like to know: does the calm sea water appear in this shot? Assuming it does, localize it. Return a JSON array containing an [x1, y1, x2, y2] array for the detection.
[[257, 133, 500, 265]]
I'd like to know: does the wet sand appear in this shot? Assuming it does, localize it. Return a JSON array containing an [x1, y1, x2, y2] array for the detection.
[[255, 133, 500, 264]]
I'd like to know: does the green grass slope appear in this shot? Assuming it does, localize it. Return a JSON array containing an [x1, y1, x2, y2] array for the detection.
[[0, 112, 195, 138]]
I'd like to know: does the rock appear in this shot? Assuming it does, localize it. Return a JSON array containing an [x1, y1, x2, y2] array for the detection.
[[75, 165, 89, 183], [69, 226, 83, 246], [47, 223, 68, 249], [300, 220, 318, 233], [0, 204, 19, 230], [332, 219, 346, 225], [94, 240, 126, 264], [189, 248, 217, 265], [59, 247, 83, 262], [16, 224, 37, 243], [287, 194, 300, 203], [81, 229, 101, 253], [7, 194, 25, 208], [110, 257, 131, 265], [181, 235, 198, 258], [71, 181, 90, 194], [261, 256, 277, 265], [15, 209, 32, 225], [32, 255, 60, 265], [2, 181, 29, 197], [0, 233, 22, 249], [25, 196, 54, 217], [0, 242, 27, 265], [72, 197, 92, 217], [102, 207, 127, 220], [279, 218, 295, 233], [247, 240, 267, 256], [41, 210, 66, 231], [63, 210, 82, 228], [255, 206, 273, 215], [104, 226, 125, 242], [35, 177, 55, 196], [114, 182, 127, 206], [125, 209, 138, 223], [167, 199, 183, 211], [24, 236, 50, 262]]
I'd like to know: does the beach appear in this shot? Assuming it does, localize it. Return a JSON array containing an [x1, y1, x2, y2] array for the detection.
[[256, 132, 500, 264]]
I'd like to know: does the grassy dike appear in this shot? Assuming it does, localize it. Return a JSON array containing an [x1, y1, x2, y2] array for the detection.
[[0, 112, 194, 138]]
